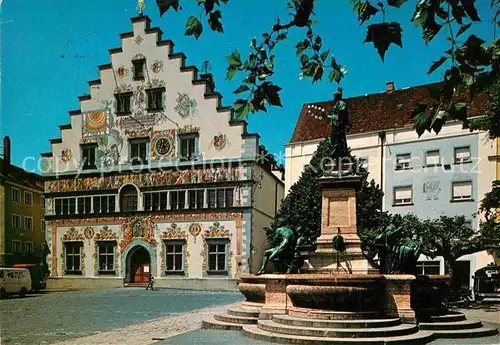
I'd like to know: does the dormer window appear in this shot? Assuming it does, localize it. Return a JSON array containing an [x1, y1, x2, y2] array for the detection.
[[132, 59, 146, 80], [115, 92, 132, 115], [147, 87, 165, 111], [81, 143, 97, 170]]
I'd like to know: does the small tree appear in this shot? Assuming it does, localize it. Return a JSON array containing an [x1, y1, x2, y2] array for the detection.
[[417, 215, 483, 291], [266, 138, 387, 246]]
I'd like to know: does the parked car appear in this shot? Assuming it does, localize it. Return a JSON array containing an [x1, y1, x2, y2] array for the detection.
[[13, 264, 46, 291], [0, 268, 32, 298], [473, 265, 500, 302]]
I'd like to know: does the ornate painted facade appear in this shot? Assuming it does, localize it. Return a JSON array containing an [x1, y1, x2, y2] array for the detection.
[[41, 15, 284, 290]]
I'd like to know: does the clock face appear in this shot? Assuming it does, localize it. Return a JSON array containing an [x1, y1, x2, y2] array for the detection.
[[155, 136, 172, 156]]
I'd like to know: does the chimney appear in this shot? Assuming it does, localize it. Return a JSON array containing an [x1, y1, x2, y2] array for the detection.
[[386, 81, 395, 93], [3, 136, 11, 172]]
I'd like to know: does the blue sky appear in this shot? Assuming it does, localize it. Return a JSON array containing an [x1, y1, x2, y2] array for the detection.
[[0, 0, 496, 170]]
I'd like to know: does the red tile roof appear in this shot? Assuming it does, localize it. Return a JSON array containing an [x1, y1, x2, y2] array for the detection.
[[290, 82, 489, 143]]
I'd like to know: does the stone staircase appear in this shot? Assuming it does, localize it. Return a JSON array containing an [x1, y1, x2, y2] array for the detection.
[[203, 310, 498, 344]]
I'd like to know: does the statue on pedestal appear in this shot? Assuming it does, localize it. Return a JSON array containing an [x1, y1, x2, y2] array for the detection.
[[327, 88, 350, 159], [256, 222, 316, 275]]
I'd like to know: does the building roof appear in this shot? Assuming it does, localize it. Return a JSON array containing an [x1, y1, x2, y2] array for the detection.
[[0, 158, 44, 191], [290, 82, 489, 143]]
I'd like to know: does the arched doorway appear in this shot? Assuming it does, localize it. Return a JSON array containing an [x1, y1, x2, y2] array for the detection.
[[126, 246, 151, 283]]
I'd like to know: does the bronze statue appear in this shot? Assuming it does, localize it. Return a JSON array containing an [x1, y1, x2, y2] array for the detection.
[[327, 88, 350, 159], [256, 224, 317, 275], [372, 223, 421, 274]]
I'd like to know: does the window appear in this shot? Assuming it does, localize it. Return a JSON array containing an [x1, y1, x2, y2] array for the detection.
[[170, 190, 186, 210], [25, 242, 34, 255], [179, 134, 197, 161], [98, 242, 115, 272], [81, 143, 98, 170], [394, 186, 412, 205], [24, 191, 32, 205], [188, 190, 197, 209], [24, 216, 33, 230], [42, 220, 46, 233], [208, 189, 217, 208], [12, 240, 21, 254], [115, 92, 133, 115], [206, 239, 228, 274], [197, 190, 205, 209], [425, 150, 440, 166], [93, 195, 116, 213], [129, 138, 149, 165], [225, 188, 234, 207], [454, 146, 471, 164], [120, 185, 138, 212], [395, 154, 411, 170], [452, 181, 472, 201], [77, 197, 92, 214], [217, 189, 225, 208], [132, 59, 145, 80], [165, 240, 185, 274], [54, 198, 77, 215], [65, 242, 82, 273], [143, 192, 166, 211], [12, 188, 21, 202], [12, 214, 21, 228], [416, 261, 440, 275], [146, 88, 164, 111]]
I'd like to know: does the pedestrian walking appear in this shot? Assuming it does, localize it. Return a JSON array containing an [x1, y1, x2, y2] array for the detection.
[[146, 274, 155, 290]]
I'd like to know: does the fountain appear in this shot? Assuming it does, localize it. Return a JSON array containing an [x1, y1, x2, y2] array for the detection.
[[203, 89, 498, 343]]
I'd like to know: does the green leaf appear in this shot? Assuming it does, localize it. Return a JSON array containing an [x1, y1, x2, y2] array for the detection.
[[427, 56, 448, 74], [462, 73, 475, 86], [202, 0, 215, 14], [456, 23, 472, 37], [208, 10, 224, 33], [233, 99, 254, 120], [387, 0, 408, 8], [185, 16, 203, 39], [225, 66, 238, 81], [320, 49, 330, 62], [413, 112, 428, 137], [329, 69, 343, 83], [262, 82, 283, 107], [453, 102, 468, 121], [428, 86, 441, 102], [233, 85, 250, 94], [296, 40, 310, 56], [431, 109, 448, 134], [157, 0, 180, 16], [357, 1, 379, 25], [276, 33, 288, 41], [464, 34, 486, 48], [226, 50, 242, 67], [364, 22, 403, 61], [312, 64, 324, 83], [460, 0, 481, 21]]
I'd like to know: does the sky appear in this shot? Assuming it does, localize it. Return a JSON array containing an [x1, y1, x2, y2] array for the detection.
[[0, 0, 496, 170]]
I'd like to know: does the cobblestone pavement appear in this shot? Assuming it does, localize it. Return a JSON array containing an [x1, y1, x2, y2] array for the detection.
[[0, 288, 242, 345]]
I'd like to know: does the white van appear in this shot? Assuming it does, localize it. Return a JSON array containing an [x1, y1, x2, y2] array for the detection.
[[0, 268, 32, 298]]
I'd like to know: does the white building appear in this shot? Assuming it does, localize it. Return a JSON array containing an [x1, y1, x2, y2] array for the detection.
[[41, 14, 284, 291], [286, 82, 496, 288]]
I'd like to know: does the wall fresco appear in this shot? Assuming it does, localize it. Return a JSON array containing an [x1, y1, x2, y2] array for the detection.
[[151, 130, 176, 160], [212, 133, 228, 151], [178, 125, 199, 134], [174, 93, 198, 118], [117, 66, 129, 78], [160, 223, 187, 239], [119, 216, 157, 251], [62, 227, 84, 242], [60, 149, 72, 163], [423, 180, 441, 201], [82, 110, 110, 137], [95, 226, 117, 241], [151, 60, 163, 73], [45, 166, 246, 193], [97, 128, 124, 167], [189, 223, 202, 242]]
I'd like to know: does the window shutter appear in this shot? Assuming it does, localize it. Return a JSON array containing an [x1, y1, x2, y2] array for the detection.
[[426, 151, 440, 165], [455, 147, 470, 160], [395, 187, 412, 200], [453, 182, 472, 198]]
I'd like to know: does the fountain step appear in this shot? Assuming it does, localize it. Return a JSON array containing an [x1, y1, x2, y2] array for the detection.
[[273, 314, 401, 329], [428, 313, 466, 322], [431, 326, 498, 338], [226, 307, 260, 318], [419, 319, 483, 330], [202, 318, 243, 331], [243, 325, 435, 345], [213, 313, 259, 324], [257, 320, 419, 338]]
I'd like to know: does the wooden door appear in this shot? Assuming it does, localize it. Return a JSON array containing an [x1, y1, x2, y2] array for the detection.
[[134, 264, 151, 283]]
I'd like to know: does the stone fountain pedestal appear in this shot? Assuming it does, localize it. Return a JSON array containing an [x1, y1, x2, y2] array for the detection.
[[309, 174, 369, 273]]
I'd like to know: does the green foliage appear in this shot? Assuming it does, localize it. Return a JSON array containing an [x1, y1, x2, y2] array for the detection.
[[363, 22, 403, 61], [469, 75, 500, 139], [185, 16, 203, 39], [265, 139, 386, 247]]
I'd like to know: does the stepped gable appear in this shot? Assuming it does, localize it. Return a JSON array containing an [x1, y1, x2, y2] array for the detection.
[[290, 82, 489, 143], [40, 15, 258, 159]]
